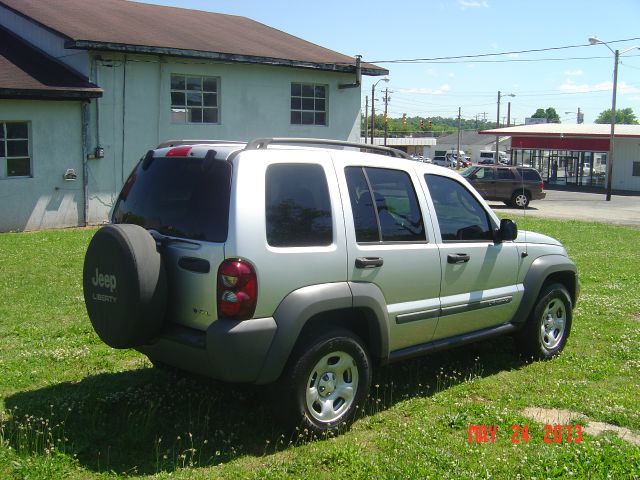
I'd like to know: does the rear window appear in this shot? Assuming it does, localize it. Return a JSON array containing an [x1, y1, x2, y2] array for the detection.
[[112, 156, 232, 242], [517, 168, 542, 181]]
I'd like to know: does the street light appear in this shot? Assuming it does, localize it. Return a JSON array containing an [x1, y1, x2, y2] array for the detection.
[[496, 91, 515, 164], [588, 37, 640, 201], [370, 77, 389, 144], [565, 109, 583, 124]]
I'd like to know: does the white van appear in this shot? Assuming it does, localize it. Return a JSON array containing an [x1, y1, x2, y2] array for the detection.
[[477, 150, 509, 165]]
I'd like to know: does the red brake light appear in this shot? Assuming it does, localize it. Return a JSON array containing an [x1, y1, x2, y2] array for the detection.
[[217, 259, 257, 320], [166, 146, 192, 157]]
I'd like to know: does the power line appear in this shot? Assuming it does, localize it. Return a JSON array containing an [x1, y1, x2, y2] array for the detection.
[[365, 37, 640, 64]]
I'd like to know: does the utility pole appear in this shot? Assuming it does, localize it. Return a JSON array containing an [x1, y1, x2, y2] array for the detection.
[[457, 107, 462, 168], [364, 96, 368, 143], [496, 91, 501, 165], [383, 88, 390, 146], [507, 102, 512, 127], [577, 107, 583, 124]]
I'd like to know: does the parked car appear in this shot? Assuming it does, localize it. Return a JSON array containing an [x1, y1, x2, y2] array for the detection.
[[432, 155, 456, 168], [461, 165, 546, 208], [83, 138, 577, 435]]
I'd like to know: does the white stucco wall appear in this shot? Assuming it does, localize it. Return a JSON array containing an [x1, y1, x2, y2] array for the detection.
[[85, 53, 362, 223], [613, 138, 640, 192], [0, 100, 84, 231]]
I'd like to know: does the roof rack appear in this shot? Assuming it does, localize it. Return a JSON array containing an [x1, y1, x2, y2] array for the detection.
[[156, 139, 246, 149], [244, 138, 412, 159]]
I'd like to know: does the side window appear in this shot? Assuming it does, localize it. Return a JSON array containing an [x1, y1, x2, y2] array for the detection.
[[425, 174, 493, 242], [475, 167, 494, 180], [497, 168, 515, 180], [1, 122, 31, 178], [265, 163, 332, 247], [517, 168, 542, 181], [345, 166, 425, 242]]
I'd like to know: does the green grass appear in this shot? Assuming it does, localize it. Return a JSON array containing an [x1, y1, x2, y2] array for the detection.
[[1, 220, 639, 479]]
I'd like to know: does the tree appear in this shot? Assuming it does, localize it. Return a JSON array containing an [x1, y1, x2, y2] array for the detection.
[[595, 107, 638, 125], [531, 107, 560, 123]]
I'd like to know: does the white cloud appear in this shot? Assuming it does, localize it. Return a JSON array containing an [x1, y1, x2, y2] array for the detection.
[[448, 72, 455, 78], [459, 0, 489, 9], [564, 69, 583, 76], [507, 53, 520, 59], [399, 84, 452, 95], [559, 79, 640, 94]]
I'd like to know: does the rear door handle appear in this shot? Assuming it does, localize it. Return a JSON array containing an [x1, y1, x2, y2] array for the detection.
[[355, 257, 384, 269], [447, 253, 470, 264]]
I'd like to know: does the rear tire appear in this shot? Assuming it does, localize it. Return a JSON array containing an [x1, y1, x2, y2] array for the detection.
[[511, 190, 531, 208], [516, 283, 572, 360], [272, 329, 371, 435]]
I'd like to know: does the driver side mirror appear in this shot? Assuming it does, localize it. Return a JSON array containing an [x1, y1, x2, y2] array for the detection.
[[496, 218, 518, 242]]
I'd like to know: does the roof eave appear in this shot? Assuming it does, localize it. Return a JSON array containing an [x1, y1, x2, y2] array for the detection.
[[66, 40, 389, 76], [0, 88, 103, 100]]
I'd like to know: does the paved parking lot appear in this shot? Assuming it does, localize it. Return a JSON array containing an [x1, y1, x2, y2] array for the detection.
[[487, 190, 640, 227]]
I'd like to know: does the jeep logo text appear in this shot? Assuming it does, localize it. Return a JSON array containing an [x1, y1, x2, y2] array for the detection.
[[91, 268, 117, 292]]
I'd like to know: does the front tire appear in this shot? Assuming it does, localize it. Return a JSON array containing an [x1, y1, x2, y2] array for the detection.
[[272, 329, 371, 435], [516, 283, 572, 360]]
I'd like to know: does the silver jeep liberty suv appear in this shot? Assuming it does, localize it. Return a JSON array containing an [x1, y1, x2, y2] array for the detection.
[[83, 138, 579, 434]]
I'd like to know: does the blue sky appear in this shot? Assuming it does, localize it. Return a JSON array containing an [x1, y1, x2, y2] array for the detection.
[[139, 0, 640, 124]]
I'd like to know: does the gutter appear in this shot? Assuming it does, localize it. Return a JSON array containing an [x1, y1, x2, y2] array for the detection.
[[65, 40, 389, 76]]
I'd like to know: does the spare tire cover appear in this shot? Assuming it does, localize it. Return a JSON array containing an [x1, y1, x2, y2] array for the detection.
[[83, 224, 167, 348]]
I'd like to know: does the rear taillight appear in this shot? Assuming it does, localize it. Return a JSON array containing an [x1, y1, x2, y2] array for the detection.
[[217, 259, 257, 320], [540, 181, 545, 190]]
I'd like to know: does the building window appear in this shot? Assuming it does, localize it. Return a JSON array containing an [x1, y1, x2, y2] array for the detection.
[[290, 83, 327, 126], [1, 122, 31, 178], [170, 74, 219, 124], [633, 162, 640, 177]]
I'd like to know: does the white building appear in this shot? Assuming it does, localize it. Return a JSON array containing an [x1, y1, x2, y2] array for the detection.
[[481, 124, 640, 193], [0, 0, 386, 231]]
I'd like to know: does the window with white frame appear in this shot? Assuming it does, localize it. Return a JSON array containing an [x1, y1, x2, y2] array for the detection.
[[290, 83, 327, 126], [170, 74, 219, 124], [1, 122, 31, 178]]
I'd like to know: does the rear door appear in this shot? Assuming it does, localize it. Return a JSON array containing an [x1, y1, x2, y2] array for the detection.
[[112, 155, 231, 330], [338, 156, 442, 351], [423, 173, 520, 339]]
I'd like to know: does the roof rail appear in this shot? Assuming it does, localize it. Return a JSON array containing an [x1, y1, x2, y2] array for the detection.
[[156, 139, 246, 149], [244, 138, 412, 159]]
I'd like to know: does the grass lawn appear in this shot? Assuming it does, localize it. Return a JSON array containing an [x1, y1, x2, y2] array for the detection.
[[0, 218, 639, 479]]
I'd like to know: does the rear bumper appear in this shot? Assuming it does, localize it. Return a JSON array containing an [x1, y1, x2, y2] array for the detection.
[[137, 317, 277, 383]]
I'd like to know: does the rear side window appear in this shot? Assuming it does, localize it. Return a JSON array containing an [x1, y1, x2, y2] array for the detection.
[[345, 166, 425, 243], [113, 156, 231, 242], [517, 168, 542, 181], [265, 163, 332, 247], [425, 174, 493, 242], [497, 168, 515, 180]]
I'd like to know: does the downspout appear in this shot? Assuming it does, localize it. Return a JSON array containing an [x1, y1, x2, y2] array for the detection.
[[121, 54, 127, 184], [81, 101, 90, 226], [338, 55, 362, 89]]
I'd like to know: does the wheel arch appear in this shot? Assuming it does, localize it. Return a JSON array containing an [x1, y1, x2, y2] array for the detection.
[[254, 282, 389, 384], [512, 255, 578, 327]]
